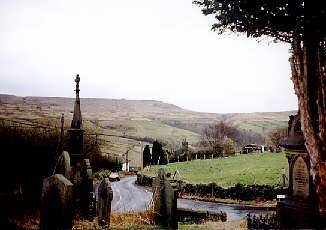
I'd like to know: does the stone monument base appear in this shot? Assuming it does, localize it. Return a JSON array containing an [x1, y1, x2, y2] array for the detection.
[[277, 199, 325, 228]]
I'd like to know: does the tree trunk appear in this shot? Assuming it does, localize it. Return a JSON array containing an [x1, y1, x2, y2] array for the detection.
[[290, 33, 326, 215]]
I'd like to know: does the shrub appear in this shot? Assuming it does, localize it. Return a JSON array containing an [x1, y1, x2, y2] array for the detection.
[[0, 121, 112, 211]]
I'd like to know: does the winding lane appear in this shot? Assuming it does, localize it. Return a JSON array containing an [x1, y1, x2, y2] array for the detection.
[[105, 176, 274, 221], [111, 176, 152, 213]]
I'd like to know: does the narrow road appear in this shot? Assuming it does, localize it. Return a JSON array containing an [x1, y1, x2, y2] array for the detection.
[[100, 176, 274, 221], [111, 176, 152, 213]]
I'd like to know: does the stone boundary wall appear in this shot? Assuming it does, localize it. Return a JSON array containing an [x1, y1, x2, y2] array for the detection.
[[136, 174, 154, 187], [178, 208, 227, 224], [136, 174, 286, 201]]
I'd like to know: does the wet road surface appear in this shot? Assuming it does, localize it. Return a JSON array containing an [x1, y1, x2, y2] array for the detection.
[[99, 176, 274, 221], [111, 176, 152, 213]]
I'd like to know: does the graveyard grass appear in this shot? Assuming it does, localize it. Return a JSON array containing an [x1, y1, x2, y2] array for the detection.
[[144, 152, 288, 187]]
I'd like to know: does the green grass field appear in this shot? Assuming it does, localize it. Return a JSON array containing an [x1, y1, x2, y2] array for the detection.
[[144, 153, 288, 187]]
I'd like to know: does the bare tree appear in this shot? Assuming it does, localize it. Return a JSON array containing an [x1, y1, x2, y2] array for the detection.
[[201, 121, 238, 155], [267, 128, 288, 149], [201, 121, 264, 155]]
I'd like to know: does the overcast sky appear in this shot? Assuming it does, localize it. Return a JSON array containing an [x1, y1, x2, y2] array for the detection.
[[0, 0, 298, 113]]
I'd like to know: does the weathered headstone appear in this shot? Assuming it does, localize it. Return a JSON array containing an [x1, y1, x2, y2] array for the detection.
[[40, 174, 73, 230], [97, 178, 113, 227], [292, 156, 309, 199], [277, 113, 325, 228], [55, 151, 71, 179], [80, 159, 94, 218], [153, 168, 178, 229]]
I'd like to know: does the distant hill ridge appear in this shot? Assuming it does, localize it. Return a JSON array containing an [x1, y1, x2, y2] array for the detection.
[[0, 94, 297, 135], [0, 94, 184, 113], [0, 93, 295, 114]]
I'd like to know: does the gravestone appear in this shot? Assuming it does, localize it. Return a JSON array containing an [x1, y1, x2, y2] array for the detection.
[[80, 159, 94, 218], [276, 153, 317, 228], [292, 156, 309, 199], [152, 168, 178, 229], [97, 178, 113, 227], [55, 151, 71, 180], [277, 114, 325, 228], [40, 174, 73, 230]]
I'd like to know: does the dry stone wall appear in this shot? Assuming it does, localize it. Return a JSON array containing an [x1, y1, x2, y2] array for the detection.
[[137, 174, 286, 201]]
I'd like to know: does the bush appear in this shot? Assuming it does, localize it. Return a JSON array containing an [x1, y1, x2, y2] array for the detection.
[[160, 150, 169, 165], [0, 122, 59, 216], [0, 121, 113, 211], [93, 170, 111, 181]]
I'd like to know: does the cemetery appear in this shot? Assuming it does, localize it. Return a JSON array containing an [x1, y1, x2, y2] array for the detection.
[[39, 76, 114, 229], [0, 78, 324, 228], [0, 0, 325, 229]]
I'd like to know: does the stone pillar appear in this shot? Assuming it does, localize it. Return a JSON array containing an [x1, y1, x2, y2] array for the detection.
[[40, 174, 73, 230], [140, 142, 144, 170], [68, 129, 85, 170], [172, 190, 178, 229], [153, 168, 178, 229], [282, 168, 287, 188], [97, 178, 113, 228]]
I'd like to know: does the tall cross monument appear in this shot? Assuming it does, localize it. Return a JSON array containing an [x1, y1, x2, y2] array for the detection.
[[68, 74, 85, 169], [71, 74, 82, 129]]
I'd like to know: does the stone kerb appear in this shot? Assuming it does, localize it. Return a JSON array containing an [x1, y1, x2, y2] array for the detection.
[[40, 174, 74, 230]]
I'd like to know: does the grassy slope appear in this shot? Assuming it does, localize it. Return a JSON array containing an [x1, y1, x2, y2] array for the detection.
[[0, 94, 295, 138], [144, 153, 288, 187], [0, 97, 200, 166], [0, 94, 295, 168], [219, 112, 294, 135], [99, 119, 200, 145]]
